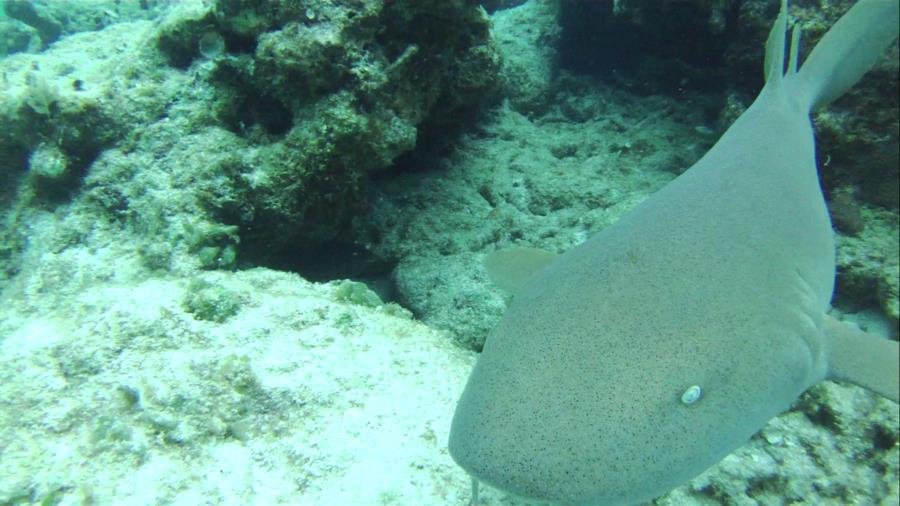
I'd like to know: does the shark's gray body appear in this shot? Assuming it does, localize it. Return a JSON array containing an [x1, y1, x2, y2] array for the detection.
[[448, 1, 900, 505]]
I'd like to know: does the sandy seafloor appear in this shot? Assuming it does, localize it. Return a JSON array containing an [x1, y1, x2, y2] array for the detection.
[[0, 1, 898, 505]]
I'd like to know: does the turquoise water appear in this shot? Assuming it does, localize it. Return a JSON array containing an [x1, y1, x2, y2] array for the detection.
[[0, 1, 897, 505]]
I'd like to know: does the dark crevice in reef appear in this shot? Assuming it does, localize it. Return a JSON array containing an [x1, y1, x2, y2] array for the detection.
[[558, 1, 741, 95], [243, 238, 398, 303]]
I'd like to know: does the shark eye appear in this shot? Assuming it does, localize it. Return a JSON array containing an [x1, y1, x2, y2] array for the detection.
[[680, 385, 702, 404]]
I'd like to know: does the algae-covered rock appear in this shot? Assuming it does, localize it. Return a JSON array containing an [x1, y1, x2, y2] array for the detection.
[[0, 19, 183, 280], [491, 0, 560, 116], [836, 207, 900, 327], [393, 252, 506, 351], [182, 277, 244, 322], [2, 0, 165, 52], [0, 269, 475, 505], [154, 0, 500, 259], [0, 15, 39, 55], [1, 0, 500, 282], [2, 0, 61, 49], [331, 279, 383, 308]]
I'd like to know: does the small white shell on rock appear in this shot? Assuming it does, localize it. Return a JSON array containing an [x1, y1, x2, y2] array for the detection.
[[680, 385, 702, 405]]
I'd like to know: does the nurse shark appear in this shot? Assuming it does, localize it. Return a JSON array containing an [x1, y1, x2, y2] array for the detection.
[[449, 1, 900, 504]]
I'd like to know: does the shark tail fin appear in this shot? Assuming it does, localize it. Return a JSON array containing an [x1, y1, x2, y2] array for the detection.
[[823, 314, 899, 403], [784, 0, 899, 111], [763, 0, 790, 88]]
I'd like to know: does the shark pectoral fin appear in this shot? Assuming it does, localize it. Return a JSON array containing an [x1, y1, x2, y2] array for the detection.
[[483, 247, 558, 294], [823, 314, 900, 403]]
